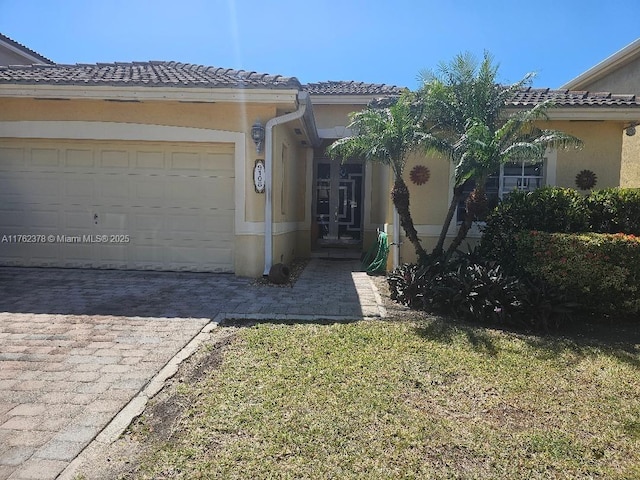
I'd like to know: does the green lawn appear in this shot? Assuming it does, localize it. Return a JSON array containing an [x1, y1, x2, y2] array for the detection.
[[130, 318, 640, 479]]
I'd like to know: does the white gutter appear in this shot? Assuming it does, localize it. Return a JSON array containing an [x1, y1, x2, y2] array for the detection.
[[263, 91, 310, 275]]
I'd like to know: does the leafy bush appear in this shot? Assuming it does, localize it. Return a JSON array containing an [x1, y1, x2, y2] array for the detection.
[[586, 188, 640, 235], [480, 187, 589, 268], [388, 252, 573, 330], [514, 231, 640, 317], [391, 187, 640, 327]]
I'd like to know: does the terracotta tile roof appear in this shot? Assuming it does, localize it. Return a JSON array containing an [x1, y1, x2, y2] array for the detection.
[[509, 87, 639, 107], [0, 33, 54, 65], [0, 61, 301, 89], [304, 80, 404, 96]]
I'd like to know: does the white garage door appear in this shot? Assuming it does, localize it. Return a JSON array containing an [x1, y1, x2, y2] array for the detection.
[[0, 139, 235, 272]]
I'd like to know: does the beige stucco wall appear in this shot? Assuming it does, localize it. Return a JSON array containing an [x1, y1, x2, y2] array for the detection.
[[234, 235, 265, 278], [376, 149, 453, 267], [312, 104, 364, 130], [547, 120, 624, 189], [271, 124, 311, 267], [576, 57, 640, 96], [381, 119, 630, 268], [0, 47, 38, 66], [403, 151, 451, 225], [621, 133, 640, 187], [272, 125, 307, 224]]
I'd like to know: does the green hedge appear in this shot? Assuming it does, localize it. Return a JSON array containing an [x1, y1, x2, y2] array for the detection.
[[586, 188, 640, 235], [480, 187, 640, 268], [514, 231, 640, 317], [479, 187, 589, 267]]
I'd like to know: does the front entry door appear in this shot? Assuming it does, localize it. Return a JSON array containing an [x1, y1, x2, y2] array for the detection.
[[315, 161, 363, 245]]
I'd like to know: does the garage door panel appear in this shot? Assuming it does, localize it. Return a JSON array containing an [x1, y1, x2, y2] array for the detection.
[[65, 149, 94, 167], [0, 173, 62, 202], [0, 208, 25, 228], [98, 179, 131, 205], [135, 151, 165, 169], [135, 178, 166, 201], [167, 177, 212, 202], [170, 151, 201, 170], [63, 210, 95, 230], [25, 209, 60, 229], [99, 212, 129, 231], [31, 244, 62, 264], [23, 175, 61, 204], [31, 148, 60, 167], [134, 213, 165, 233], [64, 175, 95, 199], [96, 244, 128, 267], [0, 147, 25, 167], [203, 153, 234, 172], [0, 139, 235, 273], [201, 212, 234, 232], [60, 243, 95, 266], [100, 150, 130, 168], [166, 214, 202, 234], [202, 180, 233, 202]]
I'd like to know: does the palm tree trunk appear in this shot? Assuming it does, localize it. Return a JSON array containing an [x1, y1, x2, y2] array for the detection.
[[446, 182, 488, 257], [433, 185, 464, 256], [446, 209, 474, 257], [391, 177, 428, 263]]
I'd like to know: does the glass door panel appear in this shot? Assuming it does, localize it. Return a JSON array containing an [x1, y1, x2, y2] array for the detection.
[[315, 162, 363, 244]]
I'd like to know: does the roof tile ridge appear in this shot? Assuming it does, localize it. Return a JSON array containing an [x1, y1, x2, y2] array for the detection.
[[611, 93, 636, 100]]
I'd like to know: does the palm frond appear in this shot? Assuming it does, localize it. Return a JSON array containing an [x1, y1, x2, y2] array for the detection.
[[500, 142, 546, 161], [533, 130, 583, 150]]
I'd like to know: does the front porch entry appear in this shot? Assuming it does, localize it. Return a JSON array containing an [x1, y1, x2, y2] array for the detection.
[[312, 150, 364, 253]]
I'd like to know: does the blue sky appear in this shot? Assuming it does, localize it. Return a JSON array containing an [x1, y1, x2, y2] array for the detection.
[[0, 0, 638, 90]]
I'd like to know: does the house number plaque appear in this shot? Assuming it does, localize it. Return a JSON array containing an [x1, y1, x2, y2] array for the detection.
[[254, 159, 265, 193]]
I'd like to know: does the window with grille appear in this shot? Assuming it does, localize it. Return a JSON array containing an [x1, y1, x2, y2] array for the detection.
[[456, 159, 545, 222]]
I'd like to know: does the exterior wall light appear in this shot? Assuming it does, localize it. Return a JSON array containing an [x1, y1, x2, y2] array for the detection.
[[625, 124, 637, 136], [251, 120, 265, 153]]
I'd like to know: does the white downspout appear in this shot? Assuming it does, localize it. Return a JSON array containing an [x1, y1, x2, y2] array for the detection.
[[263, 92, 309, 276], [393, 207, 400, 269]]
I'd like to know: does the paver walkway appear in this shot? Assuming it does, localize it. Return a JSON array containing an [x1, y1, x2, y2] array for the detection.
[[0, 259, 384, 479]]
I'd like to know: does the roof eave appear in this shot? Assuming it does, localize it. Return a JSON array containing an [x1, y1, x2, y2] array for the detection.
[[0, 84, 301, 104], [509, 105, 640, 121], [561, 38, 640, 90], [0, 36, 54, 65], [309, 93, 397, 105]]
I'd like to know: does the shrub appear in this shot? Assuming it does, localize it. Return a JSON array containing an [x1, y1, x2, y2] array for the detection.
[[388, 252, 574, 330], [480, 187, 589, 268], [586, 188, 640, 235], [392, 187, 640, 327], [514, 231, 640, 317]]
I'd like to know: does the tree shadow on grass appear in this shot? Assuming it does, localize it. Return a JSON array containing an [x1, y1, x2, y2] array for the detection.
[[523, 319, 640, 368], [413, 317, 500, 357], [412, 313, 640, 368]]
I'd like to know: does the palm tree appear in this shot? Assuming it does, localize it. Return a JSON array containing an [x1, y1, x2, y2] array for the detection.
[[327, 92, 429, 262], [446, 107, 582, 255], [417, 52, 582, 257]]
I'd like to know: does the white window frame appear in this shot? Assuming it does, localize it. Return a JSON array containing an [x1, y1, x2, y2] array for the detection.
[[460, 149, 557, 237]]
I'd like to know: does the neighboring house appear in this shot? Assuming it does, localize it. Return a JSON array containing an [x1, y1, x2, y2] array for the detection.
[[0, 33, 53, 66], [0, 36, 639, 276]]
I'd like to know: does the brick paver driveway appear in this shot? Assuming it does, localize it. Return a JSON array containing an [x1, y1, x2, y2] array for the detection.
[[0, 260, 383, 479]]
